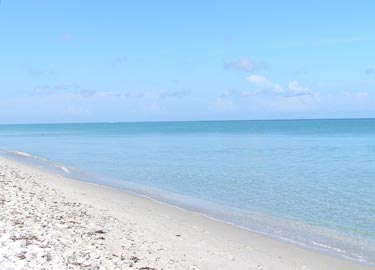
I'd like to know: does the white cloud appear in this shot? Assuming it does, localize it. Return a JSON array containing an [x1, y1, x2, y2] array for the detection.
[[246, 75, 313, 97], [288, 81, 312, 96], [246, 75, 284, 94], [225, 58, 266, 72]]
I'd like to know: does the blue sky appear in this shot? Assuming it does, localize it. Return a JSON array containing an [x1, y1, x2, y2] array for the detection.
[[1, 1, 375, 123]]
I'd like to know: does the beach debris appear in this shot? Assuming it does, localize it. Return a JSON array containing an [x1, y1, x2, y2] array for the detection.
[[16, 253, 26, 260], [0, 159, 240, 269], [130, 255, 140, 263]]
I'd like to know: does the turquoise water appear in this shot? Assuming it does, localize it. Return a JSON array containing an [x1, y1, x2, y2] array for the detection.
[[1, 119, 375, 264]]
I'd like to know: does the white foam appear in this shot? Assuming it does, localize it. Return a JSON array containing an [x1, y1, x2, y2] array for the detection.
[[56, 165, 70, 174], [13, 151, 48, 161], [311, 241, 347, 254], [14, 151, 33, 158]]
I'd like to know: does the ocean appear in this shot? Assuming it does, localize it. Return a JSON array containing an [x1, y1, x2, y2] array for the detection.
[[0, 119, 374, 264]]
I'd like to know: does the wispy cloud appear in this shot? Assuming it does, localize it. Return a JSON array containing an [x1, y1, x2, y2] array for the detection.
[[220, 90, 237, 98], [365, 67, 375, 75], [158, 90, 188, 99], [33, 84, 80, 94], [100, 90, 189, 99], [266, 36, 367, 50], [77, 90, 96, 98], [112, 56, 128, 67], [246, 75, 284, 95], [215, 97, 236, 111], [246, 75, 313, 97], [295, 68, 308, 76], [28, 68, 57, 77], [224, 58, 267, 73], [54, 84, 80, 91], [356, 92, 369, 98], [33, 85, 56, 95], [119, 91, 145, 98], [32, 84, 188, 100], [288, 81, 313, 96], [32, 84, 95, 98], [61, 33, 74, 43]]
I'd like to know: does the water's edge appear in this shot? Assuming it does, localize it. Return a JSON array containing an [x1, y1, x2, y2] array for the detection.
[[1, 149, 374, 266]]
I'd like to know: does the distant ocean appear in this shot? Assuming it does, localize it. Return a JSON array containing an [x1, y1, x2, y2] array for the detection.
[[1, 119, 374, 264]]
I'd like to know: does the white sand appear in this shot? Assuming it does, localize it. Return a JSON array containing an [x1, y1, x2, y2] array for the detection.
[[0, 157, 373, 270]]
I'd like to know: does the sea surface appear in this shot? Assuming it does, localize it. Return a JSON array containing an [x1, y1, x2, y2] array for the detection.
[[0, 119, 374, 264]]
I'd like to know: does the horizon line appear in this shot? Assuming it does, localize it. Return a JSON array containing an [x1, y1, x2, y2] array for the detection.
[[1, 117, 375, 126]]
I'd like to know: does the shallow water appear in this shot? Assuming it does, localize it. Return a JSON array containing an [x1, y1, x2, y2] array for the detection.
[[1, 119, 374, 264]]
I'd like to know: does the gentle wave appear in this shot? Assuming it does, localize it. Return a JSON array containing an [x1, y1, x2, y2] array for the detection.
[[13, 151, 48, 161], [311, 241, 349, 254], [56, 165, 70, 174], [5, 150, 71, 175]]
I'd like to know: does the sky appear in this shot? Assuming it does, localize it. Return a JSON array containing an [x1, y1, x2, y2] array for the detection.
[[1, 1, 375, 124]]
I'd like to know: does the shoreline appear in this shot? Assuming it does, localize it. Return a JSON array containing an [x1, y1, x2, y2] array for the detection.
[[1, 156, 374, 269], [4, 150, 375, 265]]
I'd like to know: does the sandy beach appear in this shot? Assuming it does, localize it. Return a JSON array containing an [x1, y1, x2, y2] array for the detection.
[[0, 156, 373, 270]]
